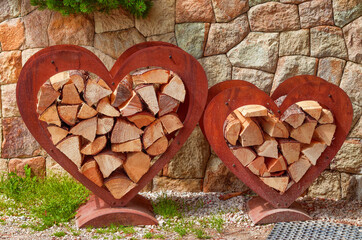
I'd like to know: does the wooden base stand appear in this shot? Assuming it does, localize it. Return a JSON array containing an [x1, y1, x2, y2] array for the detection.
[[75, 195, 158, 228], [247, 197, 311, 225]]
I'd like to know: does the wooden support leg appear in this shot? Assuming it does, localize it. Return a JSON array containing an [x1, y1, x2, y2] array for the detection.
[[75, 194, 158, 228], [247, 196, 311, 225]]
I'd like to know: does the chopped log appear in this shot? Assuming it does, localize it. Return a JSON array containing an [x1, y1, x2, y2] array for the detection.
[[77, 102, 98, 119], [50, 71, 70, 91], [47, 126, 68, 145], [313, 124, 336, 146], [56, 135, 82, 168], [231, 146, 256, 166], [119, 91, 143, 117], [290, 116, 317, 144], [296, 101, 322, 120], [132, 68, 170, 85], [258, 112, 289, 138], [37, 83, 60, 114], [160, 74, 186, 103], [111, 118, 143, 144], [104, 172, 137, 199], [123, 152, 151, 183], [111, 75, 133, 107], [112, 139, 142, 153], [146, 136, 168, 156], [265, 154, 287, 172], [247, 156, 265, 176], [142, 120, 165, 149], [61, 83, 83, 105], [96, 97, 121, 117], [80, 160, 103, 187], [301, 141, 327, 165], [159, 113, 183, 134], [288, 155, 311, 183], [158, 93, 180, 117], [234, 110, 264, 147], [254, 134, 278, 158], [57, 105, 79, 126], [94, 150, 125, 178], [260, 177, 289, 192], [96, 116, 114, 135], [237, 105, 268, 117], [135, 84, 159, 115], [318, 109, 334, 124], [127, 112, 156, 128], [84, 79, 112, 106], [39, 104, 61, 127], [280, 104, 305, 129], [81, 135, 107, 155], [69, 72, 85, 93], [70, 117, 97, 142], [279, 139, 301, 165], [223, 113, 241, 145]]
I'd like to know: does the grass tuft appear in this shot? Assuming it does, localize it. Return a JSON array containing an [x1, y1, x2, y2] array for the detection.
[[53, 231, 66, 237], [152, 193, 182, 218]]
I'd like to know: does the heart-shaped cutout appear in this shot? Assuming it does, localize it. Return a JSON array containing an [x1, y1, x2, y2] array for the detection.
[[17, 44, 208, 207], [203, 78, 353, 208]]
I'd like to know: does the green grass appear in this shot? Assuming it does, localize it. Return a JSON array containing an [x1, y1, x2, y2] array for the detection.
[[152, 193, 182, 218], [53, 231, 66, 237], [144, 231, 165, 239]]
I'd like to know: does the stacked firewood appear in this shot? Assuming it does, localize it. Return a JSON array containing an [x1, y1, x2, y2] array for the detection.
[[37, 68, 185, 199], [224, 97, 336, 194]]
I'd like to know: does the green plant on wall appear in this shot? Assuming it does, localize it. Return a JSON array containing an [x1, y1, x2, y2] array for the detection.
[[31, 0, 153, 18]]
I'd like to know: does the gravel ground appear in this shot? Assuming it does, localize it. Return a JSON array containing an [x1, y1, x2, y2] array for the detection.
[[0, 191, 360, 239]]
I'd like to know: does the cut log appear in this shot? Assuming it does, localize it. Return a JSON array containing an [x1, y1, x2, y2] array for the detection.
[[288, 155, 311, 183], [77, 102, 98, 119], [142, 120, 165, 149], [265, 154, 287, 173], [132, 68, 170, 85], [111, 118, 143, 144], [96, 97, 120, 117], [254, 134, 278, 158], [135, 84, 159, 115], [223, 113, 241, 145], [39, 104, 61, 127], [260, 177, 289, 192], [158, 93, 180, 117], [81, 135, 107, 155], [112, 139, 142, 153], [296, 101, 322, 120], [318, 109, 334, 124], [279, 139, 301, 165], [301, 141, 327, 165], [96, 116, 114, 135], [80, 160, 103, 187], [231, 146, 256, 166], [160, 74, 186, 103], [127, 112, 156, 128], [123, 152, 151, 183], [159, 113, 183, 134], [47, 126, 68, 145], [247, 156, 266, 176], [94, 150, 125, 178], [111, 75, 133, 107], [313, 124, 336, 146], [84, 79, 112, 106], [119, 91, 143, 117], [104, 172, 137, 199], [290, 116, 317, 144], [234, 110, 264, 147], [146, 136, 168, 156], [258, 112, 289, 138], [50, 71, 70, 91], [69, 72, 85, 93], [56, 136, 82, 168], [61, 83, 83, 105], [57, 105, 79, 126], [280, 104, 305, 129], [237, 105, 268, 117], [37, 83, 60, 114], [70, 117, 97, 142]]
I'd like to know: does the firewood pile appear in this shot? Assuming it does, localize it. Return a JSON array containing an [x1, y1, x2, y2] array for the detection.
[[37, 68, 185, 199], [224, 97, 336, 194]]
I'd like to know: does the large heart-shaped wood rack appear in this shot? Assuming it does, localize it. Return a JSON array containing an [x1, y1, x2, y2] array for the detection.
[[17, 43, 208, 207], [203, 77, 353, 208]]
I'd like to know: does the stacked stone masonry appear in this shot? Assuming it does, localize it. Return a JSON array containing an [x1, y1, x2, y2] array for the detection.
[[0, 0, 360, 200]]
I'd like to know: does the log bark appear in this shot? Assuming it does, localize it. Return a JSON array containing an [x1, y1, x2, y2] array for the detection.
[[119, 91, 143, 117], [56, 135, 83, 168], [57, 105, 79, 126], [159, 113, 183, 134], [135, 84, 159, 115], [258, 112, 289, 138], [96, 116, 114, 135], [254, 134, 278, 158], [70, 116, 97, 142], [260, 176, 289, 193], [234, 110, 264, 147], [223, 113, 241, 145], [104, 171, 137, 199], [47, 125, 68, 145], [81, 135, 107, 155], [160, 74, 186, 102], [296, 101, 322, 120], [237, 105, 268, 117], [301, 141, 327, 165], [231, 146, 256, 166], [61, 83, 83, 105], [96, 97, 121, 117], [111, 139, 142, 153], [142, 120, 165, 149], [313, 124, 336, 146], [80, 160, 103, 187], [288, 155, 311, 183], [111, 118, 143, 144], [127, 112, 156, 128], [158, 93, 180, 117], [94, 150, 125, 178], [37, 83, 60, 114], [39, 104, 61, 127], [111, 74, 133, 107], [318, 109, 334, 124], [84, 79, 112, 106], [132, 68, 170, 85], [123, 152, 151, 183], [77, 102, 98, 119], [278, 139, 301, 165], [146, 135, 168, 156], [290, 116, 317, 144]]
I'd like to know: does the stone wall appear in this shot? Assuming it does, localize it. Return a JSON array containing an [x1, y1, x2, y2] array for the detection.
[[0, 0, 360, 200]]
